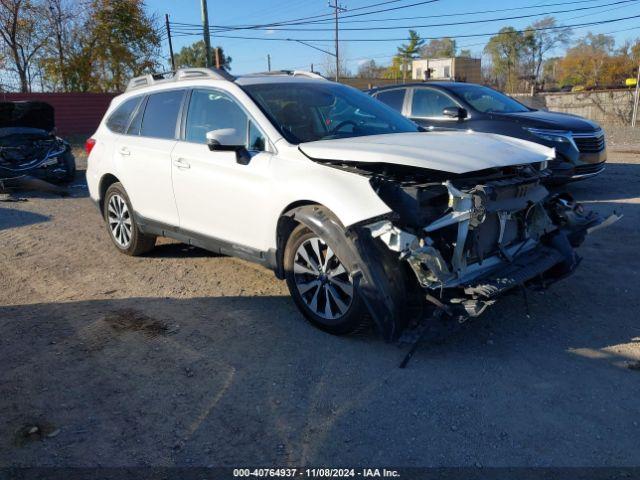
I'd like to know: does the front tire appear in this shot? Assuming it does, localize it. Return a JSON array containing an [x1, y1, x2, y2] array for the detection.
[[103, 183, 156, 256], [284, 224, 368, 335]]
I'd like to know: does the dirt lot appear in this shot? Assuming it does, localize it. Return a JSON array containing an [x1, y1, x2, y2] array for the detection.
[[1, 147, 639, 468]]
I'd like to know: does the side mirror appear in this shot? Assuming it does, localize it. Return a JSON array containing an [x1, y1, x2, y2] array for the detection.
[[442, 106, 467, 120], [206, 129, 250, 165]]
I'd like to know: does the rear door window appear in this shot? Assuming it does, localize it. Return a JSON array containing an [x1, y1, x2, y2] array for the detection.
[[140, 90, 185, 139], [106, 97, 142, 134], [374, 89, 406, 113]]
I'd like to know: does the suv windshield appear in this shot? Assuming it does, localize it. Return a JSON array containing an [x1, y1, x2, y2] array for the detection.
[[449, 84, 530, 114], [243, 82, 419, 144]]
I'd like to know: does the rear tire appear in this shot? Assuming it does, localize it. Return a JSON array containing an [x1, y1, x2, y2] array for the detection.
[[103, 182, 156, 256], [284, 223, 369, 336]]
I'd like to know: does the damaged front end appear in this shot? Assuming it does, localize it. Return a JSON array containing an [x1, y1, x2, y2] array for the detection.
[[342, 162, 620, 337], [0, 101, 74, 184]]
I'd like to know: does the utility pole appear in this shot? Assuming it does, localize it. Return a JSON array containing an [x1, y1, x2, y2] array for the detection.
[[214, 48, 221, 69], [201, 0, 212, 68], [328, 0, 346, 82], [165, 14, 175, 71], [267, 54, 271, 72], [632, 64, 640, 128]]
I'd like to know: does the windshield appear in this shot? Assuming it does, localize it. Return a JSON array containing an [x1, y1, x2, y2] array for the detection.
[[449, 84, 530, 114], [242, 82, 419, 144]]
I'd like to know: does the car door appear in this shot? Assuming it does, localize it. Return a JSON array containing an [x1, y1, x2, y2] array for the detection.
[[170, 88, 273, 251], [115, 89, 185, 227], [407, 87, 467, 131]]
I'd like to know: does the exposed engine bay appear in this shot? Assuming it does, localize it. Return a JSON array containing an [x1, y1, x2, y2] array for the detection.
[[311, 158, 621, 337], [0, 101, 75, 185]]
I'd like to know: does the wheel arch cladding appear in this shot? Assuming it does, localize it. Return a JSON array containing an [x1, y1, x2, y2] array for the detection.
[[99, 174, 120, 211], [281, 204, 409, 341]]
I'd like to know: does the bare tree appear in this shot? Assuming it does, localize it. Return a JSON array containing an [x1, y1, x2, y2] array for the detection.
[[523, 17, 572, 82], [0, 0, 49, 92], [42, 0, 76, 91], [322, 51, 350, 80]]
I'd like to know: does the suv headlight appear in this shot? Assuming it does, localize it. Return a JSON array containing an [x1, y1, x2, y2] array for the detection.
[[524, 127, 576, 148]]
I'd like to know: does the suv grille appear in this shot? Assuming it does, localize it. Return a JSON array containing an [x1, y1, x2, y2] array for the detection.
[[572, 130, 605, 153]]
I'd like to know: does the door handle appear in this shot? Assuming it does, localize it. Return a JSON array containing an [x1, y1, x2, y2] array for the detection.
[[119, 147, 130, 156], [173, 158, 190, 169]]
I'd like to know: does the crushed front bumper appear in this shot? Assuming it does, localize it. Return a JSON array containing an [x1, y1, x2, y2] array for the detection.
[[368, 179, 621, 326]]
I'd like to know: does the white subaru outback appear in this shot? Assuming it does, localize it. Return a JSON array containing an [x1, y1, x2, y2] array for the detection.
[[86, 68, 618, 340]]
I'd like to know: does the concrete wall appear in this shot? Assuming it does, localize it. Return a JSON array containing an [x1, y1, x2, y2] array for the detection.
[[513, 89, 636, 126], [0, 92, 117, 136]]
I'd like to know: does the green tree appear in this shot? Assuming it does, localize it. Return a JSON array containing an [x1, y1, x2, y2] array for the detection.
[[484, 27, 526, 93], [90, 0, 161, 91], [174, 41, 232, 70], [397, 30, 424, 81], [420, 38, 456, 58], [458, 49, 472, 58]]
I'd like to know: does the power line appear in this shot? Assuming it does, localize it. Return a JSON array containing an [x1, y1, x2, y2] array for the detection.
[[282, 0, 623, 25], [170, 0, 414, 31], [189, 0, 639, 32], [286, 23, 640, 71], [171, 0, 440, 32], [168, 12, 640, 42]]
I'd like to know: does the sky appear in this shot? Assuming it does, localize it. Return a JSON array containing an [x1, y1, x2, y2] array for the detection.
[[146, 0, 640, 75]]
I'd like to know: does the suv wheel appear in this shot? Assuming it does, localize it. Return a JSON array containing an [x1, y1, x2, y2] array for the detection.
[[284, 224, 368, 335], [103, 183, 156, 256]]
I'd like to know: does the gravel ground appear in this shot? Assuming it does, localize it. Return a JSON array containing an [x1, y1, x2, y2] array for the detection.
[[1, 147, 639, 468]]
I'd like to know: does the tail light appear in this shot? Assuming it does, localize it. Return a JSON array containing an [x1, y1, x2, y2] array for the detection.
[[85, 138, 96, 155]]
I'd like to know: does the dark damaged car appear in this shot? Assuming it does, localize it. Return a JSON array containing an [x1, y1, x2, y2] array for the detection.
[[0, 101, 75, 183], [86, 70, 620, 340]]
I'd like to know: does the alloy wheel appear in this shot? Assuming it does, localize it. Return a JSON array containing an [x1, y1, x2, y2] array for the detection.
[[107, 194, 132, 248], [293, 236, 354, 321]]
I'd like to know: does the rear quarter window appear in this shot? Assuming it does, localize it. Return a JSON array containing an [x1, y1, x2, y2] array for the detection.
[[140, 90, 185, 140], [106, 97, 142, 134]]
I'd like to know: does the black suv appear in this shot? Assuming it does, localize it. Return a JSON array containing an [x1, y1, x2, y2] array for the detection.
[[367, 82, 606, 182]]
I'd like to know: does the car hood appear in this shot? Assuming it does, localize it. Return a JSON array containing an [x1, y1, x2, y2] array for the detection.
[[0, 101, 55, 132], [298, 131, 554, 174], [492, 110, 600, 132]]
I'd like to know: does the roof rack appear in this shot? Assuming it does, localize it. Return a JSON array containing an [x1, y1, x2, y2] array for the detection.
[[125, 67, 236, 92], [241, 70, 327, 80]]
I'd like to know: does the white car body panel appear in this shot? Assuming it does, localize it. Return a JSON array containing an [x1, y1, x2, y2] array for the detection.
[[115, 135, 180, 226], [299, 131, 554, 173]]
